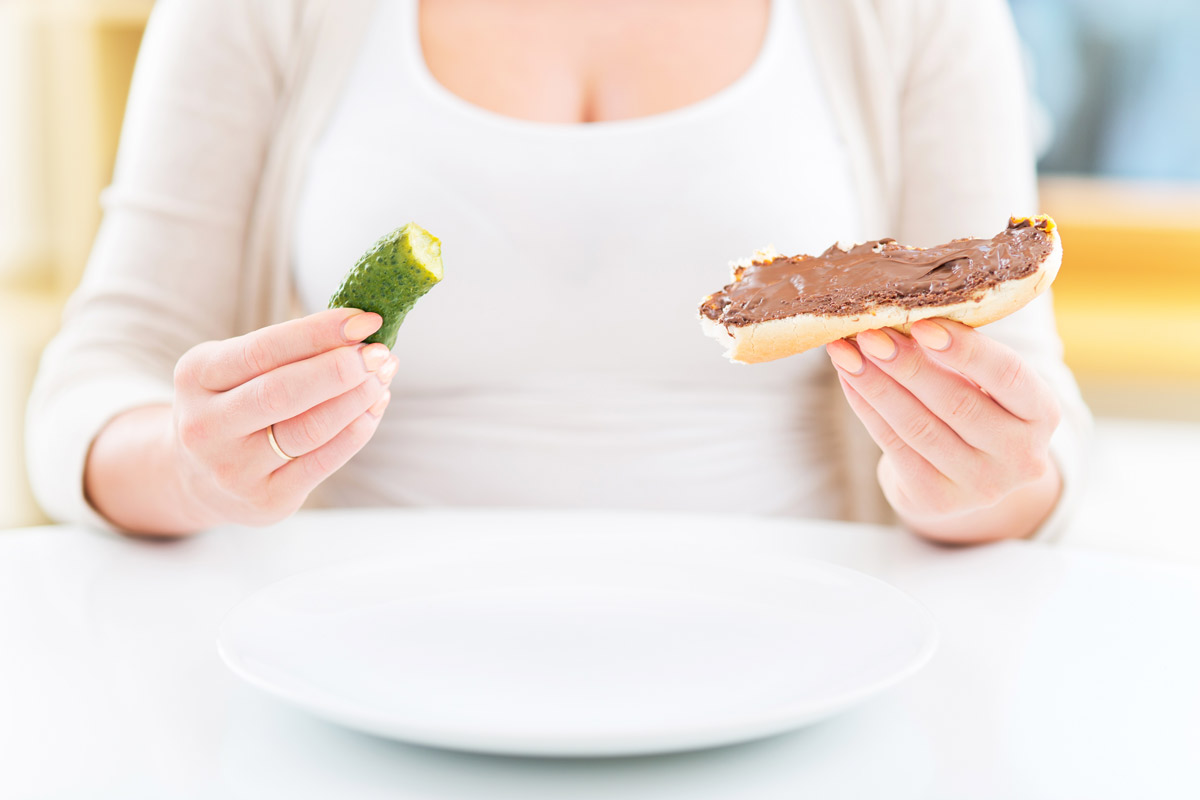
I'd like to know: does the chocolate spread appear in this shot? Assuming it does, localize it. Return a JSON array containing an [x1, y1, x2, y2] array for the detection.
[[700, 217, 1055, 326]]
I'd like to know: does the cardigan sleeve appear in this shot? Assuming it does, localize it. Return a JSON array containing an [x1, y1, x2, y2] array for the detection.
[[26, 0, 293, 526], [885, 0, 1093, 540]]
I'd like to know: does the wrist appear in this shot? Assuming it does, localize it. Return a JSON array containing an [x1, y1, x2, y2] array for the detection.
[[85, 405, 222, 536], [897, 461, 1063, 545]]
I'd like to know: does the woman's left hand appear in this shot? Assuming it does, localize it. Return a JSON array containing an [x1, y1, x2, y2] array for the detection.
[[826, 318, 1063, 544]]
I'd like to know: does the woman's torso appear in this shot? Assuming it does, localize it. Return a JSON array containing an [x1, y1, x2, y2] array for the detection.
[[294, 0, 862, 516]]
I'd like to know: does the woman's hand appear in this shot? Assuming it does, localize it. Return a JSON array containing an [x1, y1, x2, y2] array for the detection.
[[86, 309, 397, 535], [169, 308, 397, 527], [826, 318, 1062, 544]]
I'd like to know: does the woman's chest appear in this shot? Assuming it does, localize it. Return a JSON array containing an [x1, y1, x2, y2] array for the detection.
[[418, 0, 770, 123]]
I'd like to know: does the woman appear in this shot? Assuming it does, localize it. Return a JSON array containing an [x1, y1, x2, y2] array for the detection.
[[27, 0, 1090, 541]]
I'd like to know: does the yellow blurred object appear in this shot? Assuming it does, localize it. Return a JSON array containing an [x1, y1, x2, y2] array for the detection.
[[0, 0, 152, 528], [1040, 177, 1200, 381], [43, 0, 151, 292]]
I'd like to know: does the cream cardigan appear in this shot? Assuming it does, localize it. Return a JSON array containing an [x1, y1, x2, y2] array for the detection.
[[27, 0, 1091, 535]]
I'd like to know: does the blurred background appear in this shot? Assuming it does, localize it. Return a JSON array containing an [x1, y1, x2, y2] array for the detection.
[[2, 1, 1198, 558]]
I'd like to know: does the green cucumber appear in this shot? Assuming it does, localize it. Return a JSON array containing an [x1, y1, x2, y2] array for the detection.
[[328, 222, 444, 348]]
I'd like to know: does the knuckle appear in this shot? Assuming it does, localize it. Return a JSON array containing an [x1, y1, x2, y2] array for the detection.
[[1014, 452, 1050, 483], [857, 376, 890, 404], [996, 358, 1028, 394], [998, 430, 1051, 481], [295, 410, 327, 450], [175, 343, 211, 388], [875, 423, 907, 455], [330, 348, 360, 387], [357, 374, 385, 405], [241, 338, 275, 379], [955, 331, 980, 363], [176, 414, 209, 451], [948, 391, 982, 424], [313, 312, 345, 349], [306, 448, 337, 478], [350, 408, 379, 434], [253, 378, 289, 418], [904, 414, 940, 448], [300, 411, 379, 481], [892, 354, 923, 384], [343, 410, 380, 449]]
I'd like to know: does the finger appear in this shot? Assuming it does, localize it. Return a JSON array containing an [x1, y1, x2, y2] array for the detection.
[[876, 454, 935, 521], [194, 309, 383, 392], [269, 402, 388, 497], [854, 328, 1023, 452], [221, 342, 391, 435], [910, 319, 1058, 424], [270, 357, 396, 459], [827, 339, 978, 481], [835, 374, 949, 493]]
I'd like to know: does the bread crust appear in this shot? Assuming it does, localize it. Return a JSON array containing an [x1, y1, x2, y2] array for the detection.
[[701, 225, 1063, 364]]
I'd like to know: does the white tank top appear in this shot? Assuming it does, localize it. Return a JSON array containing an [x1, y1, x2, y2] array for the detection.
[[294, 0, 861, 517]]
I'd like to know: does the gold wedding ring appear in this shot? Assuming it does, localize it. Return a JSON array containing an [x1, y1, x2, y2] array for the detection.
[[266, 424, 297, 462]]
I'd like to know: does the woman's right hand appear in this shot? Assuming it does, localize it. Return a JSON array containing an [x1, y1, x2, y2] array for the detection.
[[168, 308, 397, 528]]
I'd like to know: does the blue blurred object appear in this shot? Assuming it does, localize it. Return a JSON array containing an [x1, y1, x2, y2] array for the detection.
[[1009, 0, 1200, 180]]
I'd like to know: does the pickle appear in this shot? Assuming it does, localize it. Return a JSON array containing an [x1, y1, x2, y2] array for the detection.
[[328, 223, 444, 348]]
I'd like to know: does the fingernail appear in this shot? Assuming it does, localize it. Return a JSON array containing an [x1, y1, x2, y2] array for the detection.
[[342, 312, 383, 342], [827, 340, 864, 375], [377, 356, 398, 384], [912, 320, 952, 351], [857, 329, 897, 361], [361, 343, 390, 372], [367, 390, 391, 418]]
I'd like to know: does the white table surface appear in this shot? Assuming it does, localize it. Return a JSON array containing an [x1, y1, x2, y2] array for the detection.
[[2, 508, 1198, 800], [1061, 417, 1200, 566]]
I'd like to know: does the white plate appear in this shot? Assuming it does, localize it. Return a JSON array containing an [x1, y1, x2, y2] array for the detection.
[[217, 528, 937, 757]]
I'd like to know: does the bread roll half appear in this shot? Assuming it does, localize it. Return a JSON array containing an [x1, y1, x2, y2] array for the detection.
[[699, 216, 1063, 364]]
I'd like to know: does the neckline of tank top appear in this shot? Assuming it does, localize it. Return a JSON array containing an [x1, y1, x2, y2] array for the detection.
[[402, 0, 793, 135]]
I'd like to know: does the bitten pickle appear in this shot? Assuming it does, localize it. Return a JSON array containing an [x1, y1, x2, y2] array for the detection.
[[328, 223, 444, 348]]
